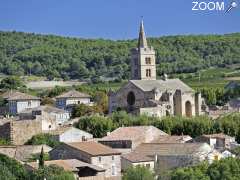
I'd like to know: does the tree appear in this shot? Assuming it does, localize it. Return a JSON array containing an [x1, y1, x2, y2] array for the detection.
[[0, 76, 25, 90], [72, 104, 95, 117], [39, 146, 44, 168], [123, 165, 154, 180]]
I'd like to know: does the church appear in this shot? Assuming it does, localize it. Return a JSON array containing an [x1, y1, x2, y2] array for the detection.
[[108, 21, 204, 117]]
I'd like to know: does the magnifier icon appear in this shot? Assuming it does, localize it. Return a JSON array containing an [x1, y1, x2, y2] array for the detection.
[[226, 1, 238, 13]]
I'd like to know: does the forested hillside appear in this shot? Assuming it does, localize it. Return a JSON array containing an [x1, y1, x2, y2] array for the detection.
[[0, 31, 240, 80]]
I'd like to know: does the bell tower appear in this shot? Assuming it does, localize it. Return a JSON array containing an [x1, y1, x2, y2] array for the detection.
[[131, 20, 156, 80]]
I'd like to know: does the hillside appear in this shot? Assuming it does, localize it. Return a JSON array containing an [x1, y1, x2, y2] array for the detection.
[[0, 31, 240, 80]]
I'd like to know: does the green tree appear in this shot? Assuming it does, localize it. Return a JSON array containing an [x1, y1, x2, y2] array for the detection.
[[39, 146, 44, 168], [0, 76, 25, 90], [123, 165, 154, 180]]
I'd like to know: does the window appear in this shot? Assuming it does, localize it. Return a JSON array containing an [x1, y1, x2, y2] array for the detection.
[[28, 101, 31, 107], [145, 57, 151, 64], [146, 69, 151, 77], [112, 156, 114, 160], [146, 164, 150, 168], [98, 156, 101, 162], [112, 165, 116, 176]]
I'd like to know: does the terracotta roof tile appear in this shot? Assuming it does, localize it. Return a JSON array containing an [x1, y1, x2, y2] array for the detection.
[[66, 141, 121, 156], [56, 90, 90, 98], [27, 159, 105, 172], [3, 91, 40, 101], [101, 126, 168, 142]]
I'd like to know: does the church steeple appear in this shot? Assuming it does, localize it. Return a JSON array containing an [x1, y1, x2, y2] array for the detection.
[[138, 20, 148, 48], [130, 20, 156, 80]]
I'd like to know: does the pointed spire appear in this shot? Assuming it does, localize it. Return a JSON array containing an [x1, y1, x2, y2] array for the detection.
[[138, 19, 148, 48]]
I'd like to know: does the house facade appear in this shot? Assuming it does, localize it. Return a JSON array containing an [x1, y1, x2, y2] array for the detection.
[[19, 105, 70, 125], [121, 143, 220, 174], [49, 141, 121, 178], [190, 133, 236, 150], [56, 90, 92, 112], [3, 91, 40, 115], [49, 127, 93, 143], [108, 21, 204, 117]]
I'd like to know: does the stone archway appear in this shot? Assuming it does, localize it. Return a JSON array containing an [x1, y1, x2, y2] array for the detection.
[[185, 101, 192, 117]]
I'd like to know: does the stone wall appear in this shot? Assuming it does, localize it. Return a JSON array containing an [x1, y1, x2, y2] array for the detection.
[[11, 119, 42, 145], [0, 119, 42, 145], [0, 122, 11, 141]]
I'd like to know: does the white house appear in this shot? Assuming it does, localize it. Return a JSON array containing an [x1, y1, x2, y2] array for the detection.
[[55, 90, 92, 112], [19, 105, 70, 125], [3, 91, 40, 115], [49, 126, 93, 143]]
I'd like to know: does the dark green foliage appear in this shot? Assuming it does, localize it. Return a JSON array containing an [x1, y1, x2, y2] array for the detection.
[[39, 146, 44, 168], [0, 153, 74, 180], [47, 86, 67, 98], [1, 31, 240, 80], [0, 153, 28, 180], [166, 158, 240, 180], [26, 133, 61, 148], [0, 163, 17, 180], [0, 138, 11, 145], [72, 104, 95, 117], [0, 76, 25, 90], [29, 153, 49, 162], [123, 165, 154, 180], [29, 164, 75, 180], [74, 115, 114, 137], [75, 111, 240, 139]]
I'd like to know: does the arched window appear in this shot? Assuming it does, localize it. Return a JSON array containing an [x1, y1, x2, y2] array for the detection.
[[127, 91, 135, 106], [185, 101, 192, 117]]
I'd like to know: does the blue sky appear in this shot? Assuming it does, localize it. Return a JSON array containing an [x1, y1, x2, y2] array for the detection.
[[0, 0, 239, 39]]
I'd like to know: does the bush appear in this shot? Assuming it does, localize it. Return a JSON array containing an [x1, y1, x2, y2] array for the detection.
[[26, 133, 61, 148], [29, 164, 75, 180], [123, 165, 154, 180], [166, 158, 240, 180], [0, 153, 28, 180]]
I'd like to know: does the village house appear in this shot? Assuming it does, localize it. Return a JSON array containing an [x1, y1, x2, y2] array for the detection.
[[26, 159, 106, 180], [56, 90, 92, 112], [108, 21, 204, 117], [189, 133, 236, 151], [19, 105, 70, 125], [47, 126, 93, 143], [99, 126, 168, 153], [121, 143, 221, 174], [150, 135, 192, 143], [0, 144, 52, 162], [1, 91, 40, 115], [49, 141, 121, 178]]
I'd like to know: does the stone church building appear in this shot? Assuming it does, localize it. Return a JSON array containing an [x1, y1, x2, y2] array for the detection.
[[108, 21, 203, 117]]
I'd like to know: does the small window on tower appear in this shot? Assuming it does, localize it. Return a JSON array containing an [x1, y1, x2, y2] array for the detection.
[[146, 69, 151, 77], [145, 57, 151, 64]]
